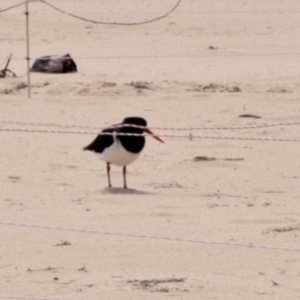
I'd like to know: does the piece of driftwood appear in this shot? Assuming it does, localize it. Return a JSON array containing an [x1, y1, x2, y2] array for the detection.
[[0, 54, 17, 78], [30, 53, 77, 73]]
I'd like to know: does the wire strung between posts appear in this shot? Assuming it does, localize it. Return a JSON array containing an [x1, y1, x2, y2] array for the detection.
[[1, 221, 300, 252], [0, 0, 40, 13], [0, 127, 299, 142], [1, 1, 300, 15], [3, 52, 300, 61], [0, 120, 300, 131], [0, 297, 92, 300], [0, 0, 181, 26]]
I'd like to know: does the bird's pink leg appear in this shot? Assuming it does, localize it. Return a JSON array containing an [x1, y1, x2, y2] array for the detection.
[[123, 166, 128, 189], [106, 163, 112, 188]]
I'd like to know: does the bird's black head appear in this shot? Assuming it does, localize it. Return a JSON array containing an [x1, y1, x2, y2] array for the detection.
[[120, 116, 164, 143], [122, 117, 147, 127], [120, 117, 147, 134]]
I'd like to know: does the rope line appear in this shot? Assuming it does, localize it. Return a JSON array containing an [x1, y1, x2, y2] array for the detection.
[[1, 221, 300, 252]]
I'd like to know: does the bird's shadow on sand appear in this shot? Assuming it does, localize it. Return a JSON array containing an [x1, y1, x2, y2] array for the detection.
[[98, 187, 155, 195]]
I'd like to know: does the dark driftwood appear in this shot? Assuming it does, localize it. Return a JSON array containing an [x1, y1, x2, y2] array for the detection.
[[30, 53, 77, 73], [0, 54, 17, 78]]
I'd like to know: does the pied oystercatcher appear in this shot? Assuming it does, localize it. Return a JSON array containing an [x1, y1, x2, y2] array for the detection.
[[83, 117, 164, 189]]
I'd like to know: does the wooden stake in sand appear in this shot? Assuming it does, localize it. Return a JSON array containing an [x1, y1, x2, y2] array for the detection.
[[25, 0, 31, 98]]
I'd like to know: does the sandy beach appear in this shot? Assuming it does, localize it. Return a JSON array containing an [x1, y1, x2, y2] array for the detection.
[[1, 0, 300, 299]]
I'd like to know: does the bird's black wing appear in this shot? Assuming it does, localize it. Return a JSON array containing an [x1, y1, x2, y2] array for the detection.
[[83, 127, 116, 153]]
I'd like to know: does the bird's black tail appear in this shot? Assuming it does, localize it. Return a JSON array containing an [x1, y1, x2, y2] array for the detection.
[[83, 144, 92, 151]]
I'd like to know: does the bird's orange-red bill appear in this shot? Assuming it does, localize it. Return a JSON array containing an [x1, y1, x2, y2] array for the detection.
[[144, 128, 164, 143]]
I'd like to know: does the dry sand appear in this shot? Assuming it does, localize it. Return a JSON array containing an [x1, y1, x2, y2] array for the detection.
[[1, 0, 300, 299]]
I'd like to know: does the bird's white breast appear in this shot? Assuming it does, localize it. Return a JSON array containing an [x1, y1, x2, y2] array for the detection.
[[97, 138, 142, 166]]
